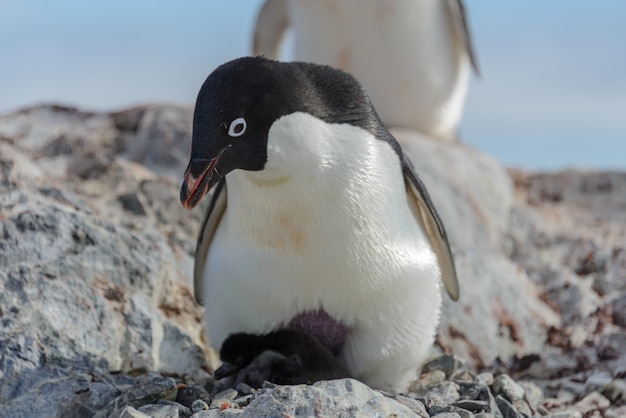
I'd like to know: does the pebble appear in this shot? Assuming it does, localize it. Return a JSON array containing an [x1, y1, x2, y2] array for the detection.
[[429, 413, 462, 418], [191, 399, 209, 413], [176, 385, 212, 409], [116, 406, 151, 418], [494, 395, 524, 418], [421, 354, 465, 378], [209, 388, 239, 409], [452, 370, 477, 383], [492, 374, 525, 401], [409, 381, 461, 407], [392, 394, 429, 417], [451, 399, 489, 413], [477, 373, 494, 386], [416, 369, 447, 386], [457, 382, 490, 402], [428, 404, 473, 418], [517, 380, 543, 411], [601, 378, 626, 403], [610, 295, 626, 327], [543, 412, 582, 418], [234, 382, 255, 396], [125, 376, 178, 409], [137, 403, 183, 418], [36, 354, 621, 417], [232, 394, 254, 408], [584, 371, 613, 392]]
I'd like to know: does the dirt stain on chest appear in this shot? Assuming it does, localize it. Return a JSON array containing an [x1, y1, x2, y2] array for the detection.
[[261, 211, 310, 254]]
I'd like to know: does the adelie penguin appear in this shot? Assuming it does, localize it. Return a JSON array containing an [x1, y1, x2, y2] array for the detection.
[[253, 0, 480, 140], [180, 56, 459, 393]]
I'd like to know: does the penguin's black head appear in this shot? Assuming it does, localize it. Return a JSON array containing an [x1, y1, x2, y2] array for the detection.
[[181, 56, 318, 209], [180, 56, 390, 209]]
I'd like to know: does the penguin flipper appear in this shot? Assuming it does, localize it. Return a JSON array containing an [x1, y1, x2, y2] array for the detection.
[[402, 156, 460, 301], [445, 0, 481, 76], [253, 0, 289, 59], [194, 178, 227, 305]]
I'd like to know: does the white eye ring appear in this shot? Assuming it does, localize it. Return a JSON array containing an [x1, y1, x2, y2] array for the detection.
[[228, 117, 247, 137]]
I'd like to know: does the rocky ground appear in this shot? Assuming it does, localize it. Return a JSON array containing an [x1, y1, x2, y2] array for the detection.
[[0, 104, 624, 417]]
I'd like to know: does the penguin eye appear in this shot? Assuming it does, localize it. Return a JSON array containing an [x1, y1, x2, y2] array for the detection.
[[228, 117, 247, 137]]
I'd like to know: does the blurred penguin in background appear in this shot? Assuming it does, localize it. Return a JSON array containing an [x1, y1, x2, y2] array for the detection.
[[254, 0, 480, 141]]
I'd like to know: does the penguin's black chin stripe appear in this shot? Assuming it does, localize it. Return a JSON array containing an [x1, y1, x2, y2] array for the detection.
[[288, 310, 349, 356]]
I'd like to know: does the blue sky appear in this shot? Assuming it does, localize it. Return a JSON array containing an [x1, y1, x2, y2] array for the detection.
[[1, 1, 625, 170]]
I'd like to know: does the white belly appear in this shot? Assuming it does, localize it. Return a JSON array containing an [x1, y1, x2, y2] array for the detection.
[[202, 180, 442, 392], [201, 112, 445, 392], [287, 0, 469, 139]]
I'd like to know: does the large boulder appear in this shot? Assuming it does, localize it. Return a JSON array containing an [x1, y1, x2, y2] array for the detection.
[[394, 130, 558, 365], [0, 106, 212, 412]]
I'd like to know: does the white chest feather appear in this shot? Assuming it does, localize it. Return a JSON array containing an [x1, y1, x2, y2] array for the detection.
[[203, 113, 442, 392]]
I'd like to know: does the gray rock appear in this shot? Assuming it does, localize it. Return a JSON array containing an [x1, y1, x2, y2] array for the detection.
[[439, 252, 559, 368], [392, 395, 429, 417], [0, 183, 205, 373], [192, 410, 243, 418], [428, 404, 473, 418], [210, 389, 239, 409], [138, 403, 183, 418], [492, 375, 525, 402], [159, 399, 193, 417], [409, 381, 461, 407], [115, 406, 152, 418], [542, 412, 582, 418], [451, 370, 476, 383], [509, 171, 626, 342], [0, 105, 212, 418], [234, 383, 254, 396], [457, 382, 490, 401], [584, 371, 613, 393], [233, 395, 254, 409], [0, 105, 118, 160], [456, 382, 502, 418], [176, 385, 212, 410], [93, 376, 178, 418], [119, 104, 193, 178], [125, 376, 178, 408], [451, 399, 489, 413], [421, 355, 465, 378], [601, 379, 626, 403], [0, 366, 107, 418], [416, 370, 447, 386], [494, 395, 524, 418], [191, 399, 210, 413], [241, 379, 418, 417], [517, 380, 543, 411], [477, 373, 494, 386], [611, 294, 626, 326], [598, 332, 626, 361]]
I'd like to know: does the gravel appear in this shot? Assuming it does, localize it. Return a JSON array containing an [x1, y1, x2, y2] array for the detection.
[[0, 353, 613, 417]]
